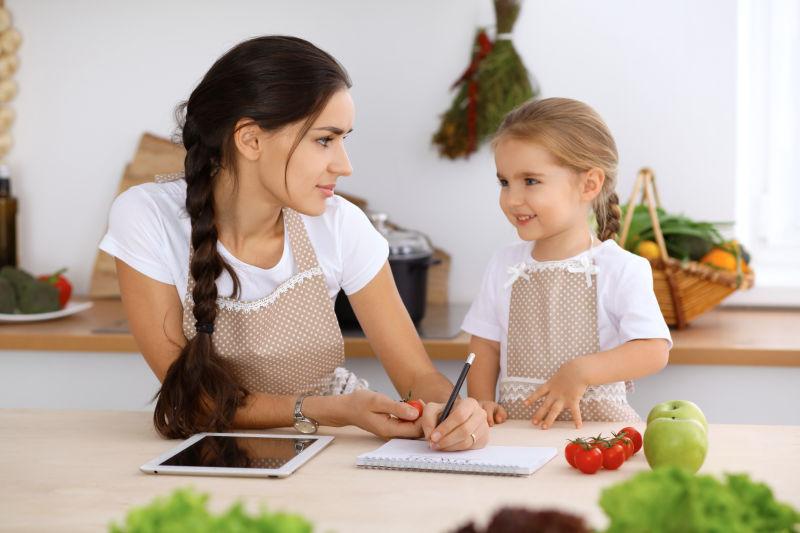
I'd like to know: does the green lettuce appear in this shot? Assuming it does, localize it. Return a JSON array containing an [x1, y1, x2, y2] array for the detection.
[[599, 467, 799, 533], [109, 487, 313, 533]]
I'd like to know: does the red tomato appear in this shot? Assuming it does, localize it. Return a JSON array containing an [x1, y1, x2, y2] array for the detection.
[[574, 447, 602, 474], [619, 427, 643, 454], [565, 441, 583, 468], [602, 443, 626, 470], [406, 399, 424, 418], [617, 436, 634, 459]]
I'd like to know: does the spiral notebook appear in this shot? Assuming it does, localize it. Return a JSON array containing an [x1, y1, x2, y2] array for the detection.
[[356, 439, 557, 476]]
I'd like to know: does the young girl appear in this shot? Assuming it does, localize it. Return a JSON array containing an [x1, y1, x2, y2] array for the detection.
[[464, 97, 671, 429]]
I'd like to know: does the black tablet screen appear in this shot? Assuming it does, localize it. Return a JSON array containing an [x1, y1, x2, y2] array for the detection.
[[160, 436, 318, 469]]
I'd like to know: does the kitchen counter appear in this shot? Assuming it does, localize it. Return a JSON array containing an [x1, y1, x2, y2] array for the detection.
[[1, 409, 798, 532], [0, 299, 799, 366]]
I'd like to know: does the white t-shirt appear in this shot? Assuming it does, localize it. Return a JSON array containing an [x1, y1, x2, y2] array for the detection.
[[99, 179, 389, 303], [461, 239, 672, 378]]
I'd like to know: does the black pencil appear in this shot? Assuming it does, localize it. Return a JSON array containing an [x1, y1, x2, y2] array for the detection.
[[437, 352, 476, 426]]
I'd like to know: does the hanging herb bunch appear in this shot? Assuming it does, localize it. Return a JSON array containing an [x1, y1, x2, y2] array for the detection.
[[432, 0, 538, 159]]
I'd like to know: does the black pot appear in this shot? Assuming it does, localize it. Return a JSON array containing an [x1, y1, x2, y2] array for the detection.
[[335, 254, 440, 329]]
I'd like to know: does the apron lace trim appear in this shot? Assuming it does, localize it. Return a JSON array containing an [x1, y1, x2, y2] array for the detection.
[[499, 378, 629, 404], [186, 266, 324, 313], [327, 366, 370, 395], [504, 255, 600, 289]]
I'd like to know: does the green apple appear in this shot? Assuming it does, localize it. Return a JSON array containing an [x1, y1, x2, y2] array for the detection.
[[643, 417, 708, 473], [647, 400, 708, 433]]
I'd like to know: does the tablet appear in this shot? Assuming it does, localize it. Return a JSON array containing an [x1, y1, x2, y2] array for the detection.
[[140, 432, 334, 478]]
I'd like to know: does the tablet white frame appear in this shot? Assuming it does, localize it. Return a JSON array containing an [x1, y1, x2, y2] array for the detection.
[[140, 432, 334, 478]]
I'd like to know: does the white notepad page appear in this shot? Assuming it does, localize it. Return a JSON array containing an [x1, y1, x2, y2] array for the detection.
[[356, 439, 557, 476]]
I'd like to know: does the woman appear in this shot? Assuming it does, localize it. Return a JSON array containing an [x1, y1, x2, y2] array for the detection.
[[100, 35, 488, 451]]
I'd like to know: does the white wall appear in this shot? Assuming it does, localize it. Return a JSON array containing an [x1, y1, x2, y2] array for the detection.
[[7, 0, 737, 303]]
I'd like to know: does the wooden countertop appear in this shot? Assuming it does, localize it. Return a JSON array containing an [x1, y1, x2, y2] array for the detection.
[[0, 299, 799, 366], [1, 409, 798, 532]]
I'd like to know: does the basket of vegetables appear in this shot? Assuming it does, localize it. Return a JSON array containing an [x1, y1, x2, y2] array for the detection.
[[617, 168, 754, 329]]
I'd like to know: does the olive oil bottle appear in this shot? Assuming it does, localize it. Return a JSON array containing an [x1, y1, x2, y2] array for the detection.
[[0, 164, 17, 268]]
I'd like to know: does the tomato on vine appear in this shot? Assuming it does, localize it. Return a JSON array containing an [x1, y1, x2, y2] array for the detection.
[[614, 433, 634, 459], [574, 446, 603, 474], [618, 426, 642, 454], [565, 439, 587, 468], [601, 442, 626, 470]]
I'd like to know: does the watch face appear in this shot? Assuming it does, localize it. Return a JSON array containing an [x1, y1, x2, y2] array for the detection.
[[294, 419, 317, 434]]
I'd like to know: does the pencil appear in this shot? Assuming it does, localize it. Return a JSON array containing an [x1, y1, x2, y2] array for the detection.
[[437, 352, 476, 426]]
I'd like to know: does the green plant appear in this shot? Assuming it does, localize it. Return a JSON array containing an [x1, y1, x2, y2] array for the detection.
[[109, 487, 313, 533], [600, 467, 799, 532], [620, 205, 727, 262]]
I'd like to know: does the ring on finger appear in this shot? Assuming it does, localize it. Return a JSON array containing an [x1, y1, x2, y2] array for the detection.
[[469, 432, 477, 447]]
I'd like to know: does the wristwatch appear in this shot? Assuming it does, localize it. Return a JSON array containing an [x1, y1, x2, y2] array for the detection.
[[293, 395, 319, 434]]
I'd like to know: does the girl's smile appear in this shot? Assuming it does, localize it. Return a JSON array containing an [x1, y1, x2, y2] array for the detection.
[[512, 213, 537, 226], [494, 136, 607, 262], [495, 137, 584, 243]]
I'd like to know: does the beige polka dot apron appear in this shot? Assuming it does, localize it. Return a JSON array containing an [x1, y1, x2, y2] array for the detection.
[[500, 239, 640, 422], [157, 173, 367, 397]]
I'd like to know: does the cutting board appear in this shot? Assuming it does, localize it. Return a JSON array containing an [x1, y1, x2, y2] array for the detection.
[[89, 133, 185, 297]]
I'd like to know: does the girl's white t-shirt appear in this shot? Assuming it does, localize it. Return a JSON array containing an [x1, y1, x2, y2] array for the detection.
[[461, 239, 672, 377], [99, 179, 389, 302]]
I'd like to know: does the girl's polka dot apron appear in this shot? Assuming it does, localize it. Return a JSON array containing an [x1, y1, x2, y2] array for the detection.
[[157, 172, 367, 397], [500, 237, 640, 422]]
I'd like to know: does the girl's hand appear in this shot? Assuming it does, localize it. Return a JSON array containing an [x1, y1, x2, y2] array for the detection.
[[344, 389, 423, 440], [523, 359, 589, 430], [420, 397, 489, 451], [478, 400, 508, 426]]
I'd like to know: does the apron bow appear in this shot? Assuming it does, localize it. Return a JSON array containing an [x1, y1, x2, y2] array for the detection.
[[567, 254, 599, 288], [504, 262, 531, 290]]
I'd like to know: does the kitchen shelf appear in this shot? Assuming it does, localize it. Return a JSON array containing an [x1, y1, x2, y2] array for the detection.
[[0, 299, 798, 366]]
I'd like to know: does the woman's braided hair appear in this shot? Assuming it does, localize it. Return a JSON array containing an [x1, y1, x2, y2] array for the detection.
[[154, 36, 351, 438]]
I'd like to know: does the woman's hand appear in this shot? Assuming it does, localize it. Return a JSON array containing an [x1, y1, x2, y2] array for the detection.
[[524, 359, 589, 430], [479, 400, 508, 427], [342, 389, 423, 440], [420, 397, 489, 451]]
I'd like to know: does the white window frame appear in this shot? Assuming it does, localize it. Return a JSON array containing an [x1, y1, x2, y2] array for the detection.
[[729, 0, 800, 307]]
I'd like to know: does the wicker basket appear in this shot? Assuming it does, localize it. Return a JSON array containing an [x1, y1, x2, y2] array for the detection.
[[617, 168, 755, 329]]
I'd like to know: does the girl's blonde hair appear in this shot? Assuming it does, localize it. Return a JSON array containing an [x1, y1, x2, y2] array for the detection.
[[493, 97, 621, 241]]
